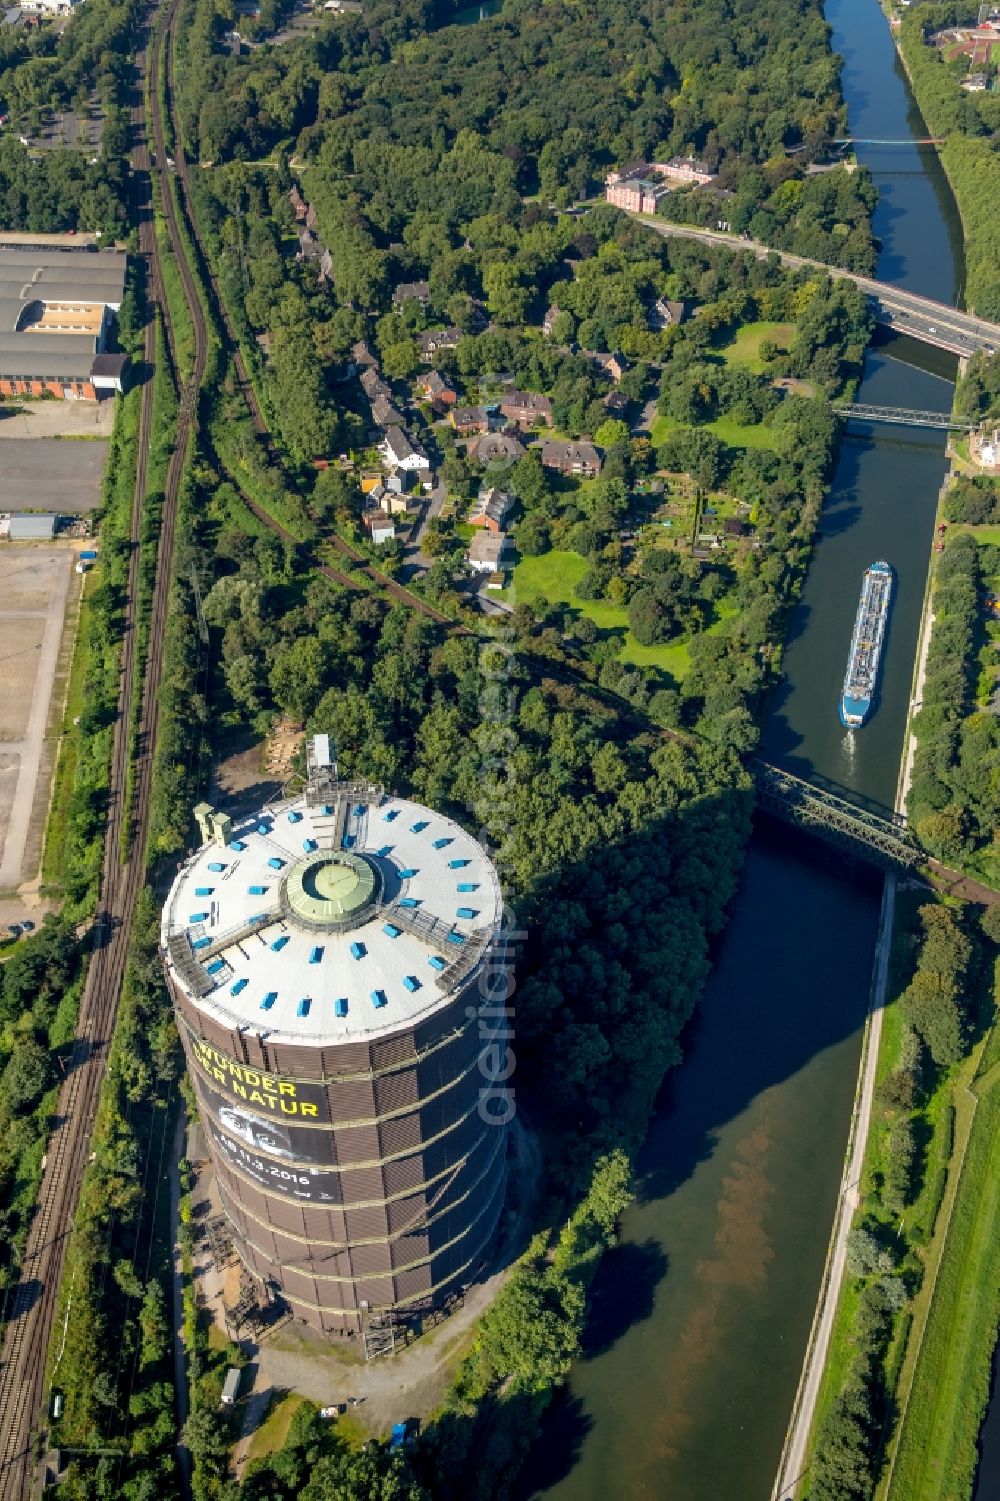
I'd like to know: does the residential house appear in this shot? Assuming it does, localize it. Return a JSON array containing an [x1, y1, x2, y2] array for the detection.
[[654, 297, 688, 327], [393, 280, 431, 308], [352, 340, 378, 369], [363, 511, 396, 545], [323, 0, 363, 11], [372, 393, 404, 428], [450, 405, 490, 437], [467, 531, 508, 573], [499, 390, 553, 428], [417, 369, 456, 405], [962, 72, 990, 91], [380, 427, 430, 473], [723, 517, 750, 538], [541, 439, 602, 478], [469, 486, 513, 534], [655, 156, 717, 186], [473, 432, 525, 466], [417, 327, 461, 359], [297, 228, 324, 262], [589, 350, 627, 383], [360, 366, 391, 403], [603, 389, 630, 415], [288, 185, 308, 222], [605, 165, 672, 215], [542, 305, 562, 337]]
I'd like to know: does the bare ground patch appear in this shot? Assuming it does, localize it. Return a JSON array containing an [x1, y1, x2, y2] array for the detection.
[[0, 618, 45, 740]]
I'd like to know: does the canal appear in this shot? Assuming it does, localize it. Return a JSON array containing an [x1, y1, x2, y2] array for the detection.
[[520, 2, 961, 1498]]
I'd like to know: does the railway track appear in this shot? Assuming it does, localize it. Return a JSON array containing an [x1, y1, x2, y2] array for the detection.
[[152, 20, 456, 628], [0, 6, 206, 1494]]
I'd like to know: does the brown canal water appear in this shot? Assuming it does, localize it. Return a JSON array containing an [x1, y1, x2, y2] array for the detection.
[[518, 2, 963, 1497]]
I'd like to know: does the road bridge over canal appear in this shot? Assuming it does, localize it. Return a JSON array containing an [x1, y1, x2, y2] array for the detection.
[[752, 760, 920, 869], [636, 220, 1000, 357]]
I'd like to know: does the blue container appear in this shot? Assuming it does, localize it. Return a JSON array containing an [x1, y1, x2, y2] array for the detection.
[[231, 977, 248, 996], [271, 934, 289, 952], [334, 998, 349, 1018], [371, 989, 388, 1008], [297, 998, 311, 1018], [402, 975, 420, 993], [383, 923, 401, 939], [261, 992, 277, 1011], [350, 941, 366, 960], [309, 946, 323, 964], [428, 955, 446, 971]]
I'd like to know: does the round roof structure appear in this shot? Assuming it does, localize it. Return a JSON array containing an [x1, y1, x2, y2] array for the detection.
[[161, 788, 502, 1044]]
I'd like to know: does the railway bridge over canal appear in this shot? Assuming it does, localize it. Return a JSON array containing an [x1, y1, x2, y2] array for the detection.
[[752, 760, 920, 869]]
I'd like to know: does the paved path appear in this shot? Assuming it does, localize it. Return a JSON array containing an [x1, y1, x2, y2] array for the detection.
[[772, 874, 895, 1499], [0, 552, 71, 890]]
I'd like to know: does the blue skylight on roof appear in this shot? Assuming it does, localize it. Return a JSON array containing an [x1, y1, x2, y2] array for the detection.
[[335, 998, 349, 1018], [402, 975, 421, 993], [456, 907, 478, 919], [350, 941, 366, 959], [288, 810, 303, 824], [231, 977, 248, 996], [371, 989, 388, 1008], [398, 867, 417, 879], [230, 840, 247, 852], [448, 859, 470, 869], [194, 886, 214, 896], [377, 845, 393, 857], [383, 923, 402, 939], [309, 946, 324, 964], [457, 883, 478, 892], [267, 856, 285, 870], [192, 936, 211, 950], [271, 934, 289, 952], [428, 955, 446, 971], [432, 837, 453, 849], [261, 992, 277, 1011], [297, 998, 311, 1018], [303, 838, 318, 852], [188, 911, 209, 924], [398, 897, 419, 908], [206, 959, 225, 975], [248, 884, 267, 896], [208, 861, 226, 872], [411, 820, 429, 833], [384, 809, 399, 822]]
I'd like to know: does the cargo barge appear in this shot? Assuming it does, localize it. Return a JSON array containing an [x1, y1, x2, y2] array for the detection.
[[839, 561, 893, 728]]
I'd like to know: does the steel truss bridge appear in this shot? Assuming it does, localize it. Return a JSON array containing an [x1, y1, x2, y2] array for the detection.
[[752, 761, 920, 869], [833, 403, 976, 431]]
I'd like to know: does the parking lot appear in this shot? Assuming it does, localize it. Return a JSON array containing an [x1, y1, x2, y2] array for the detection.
[[0, 549, 75, 893], [0, 438, 109, 513]]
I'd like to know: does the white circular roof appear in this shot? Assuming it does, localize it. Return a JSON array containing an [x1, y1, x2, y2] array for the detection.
[[161, 791, 501, 1044]]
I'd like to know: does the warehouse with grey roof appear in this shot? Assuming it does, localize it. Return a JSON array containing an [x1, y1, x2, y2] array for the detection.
[[0, 245, 129, 400]]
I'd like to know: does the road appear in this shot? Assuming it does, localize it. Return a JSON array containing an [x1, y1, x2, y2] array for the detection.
[[637, 218, 1000, 357], [772, 874, 896, 1500]]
